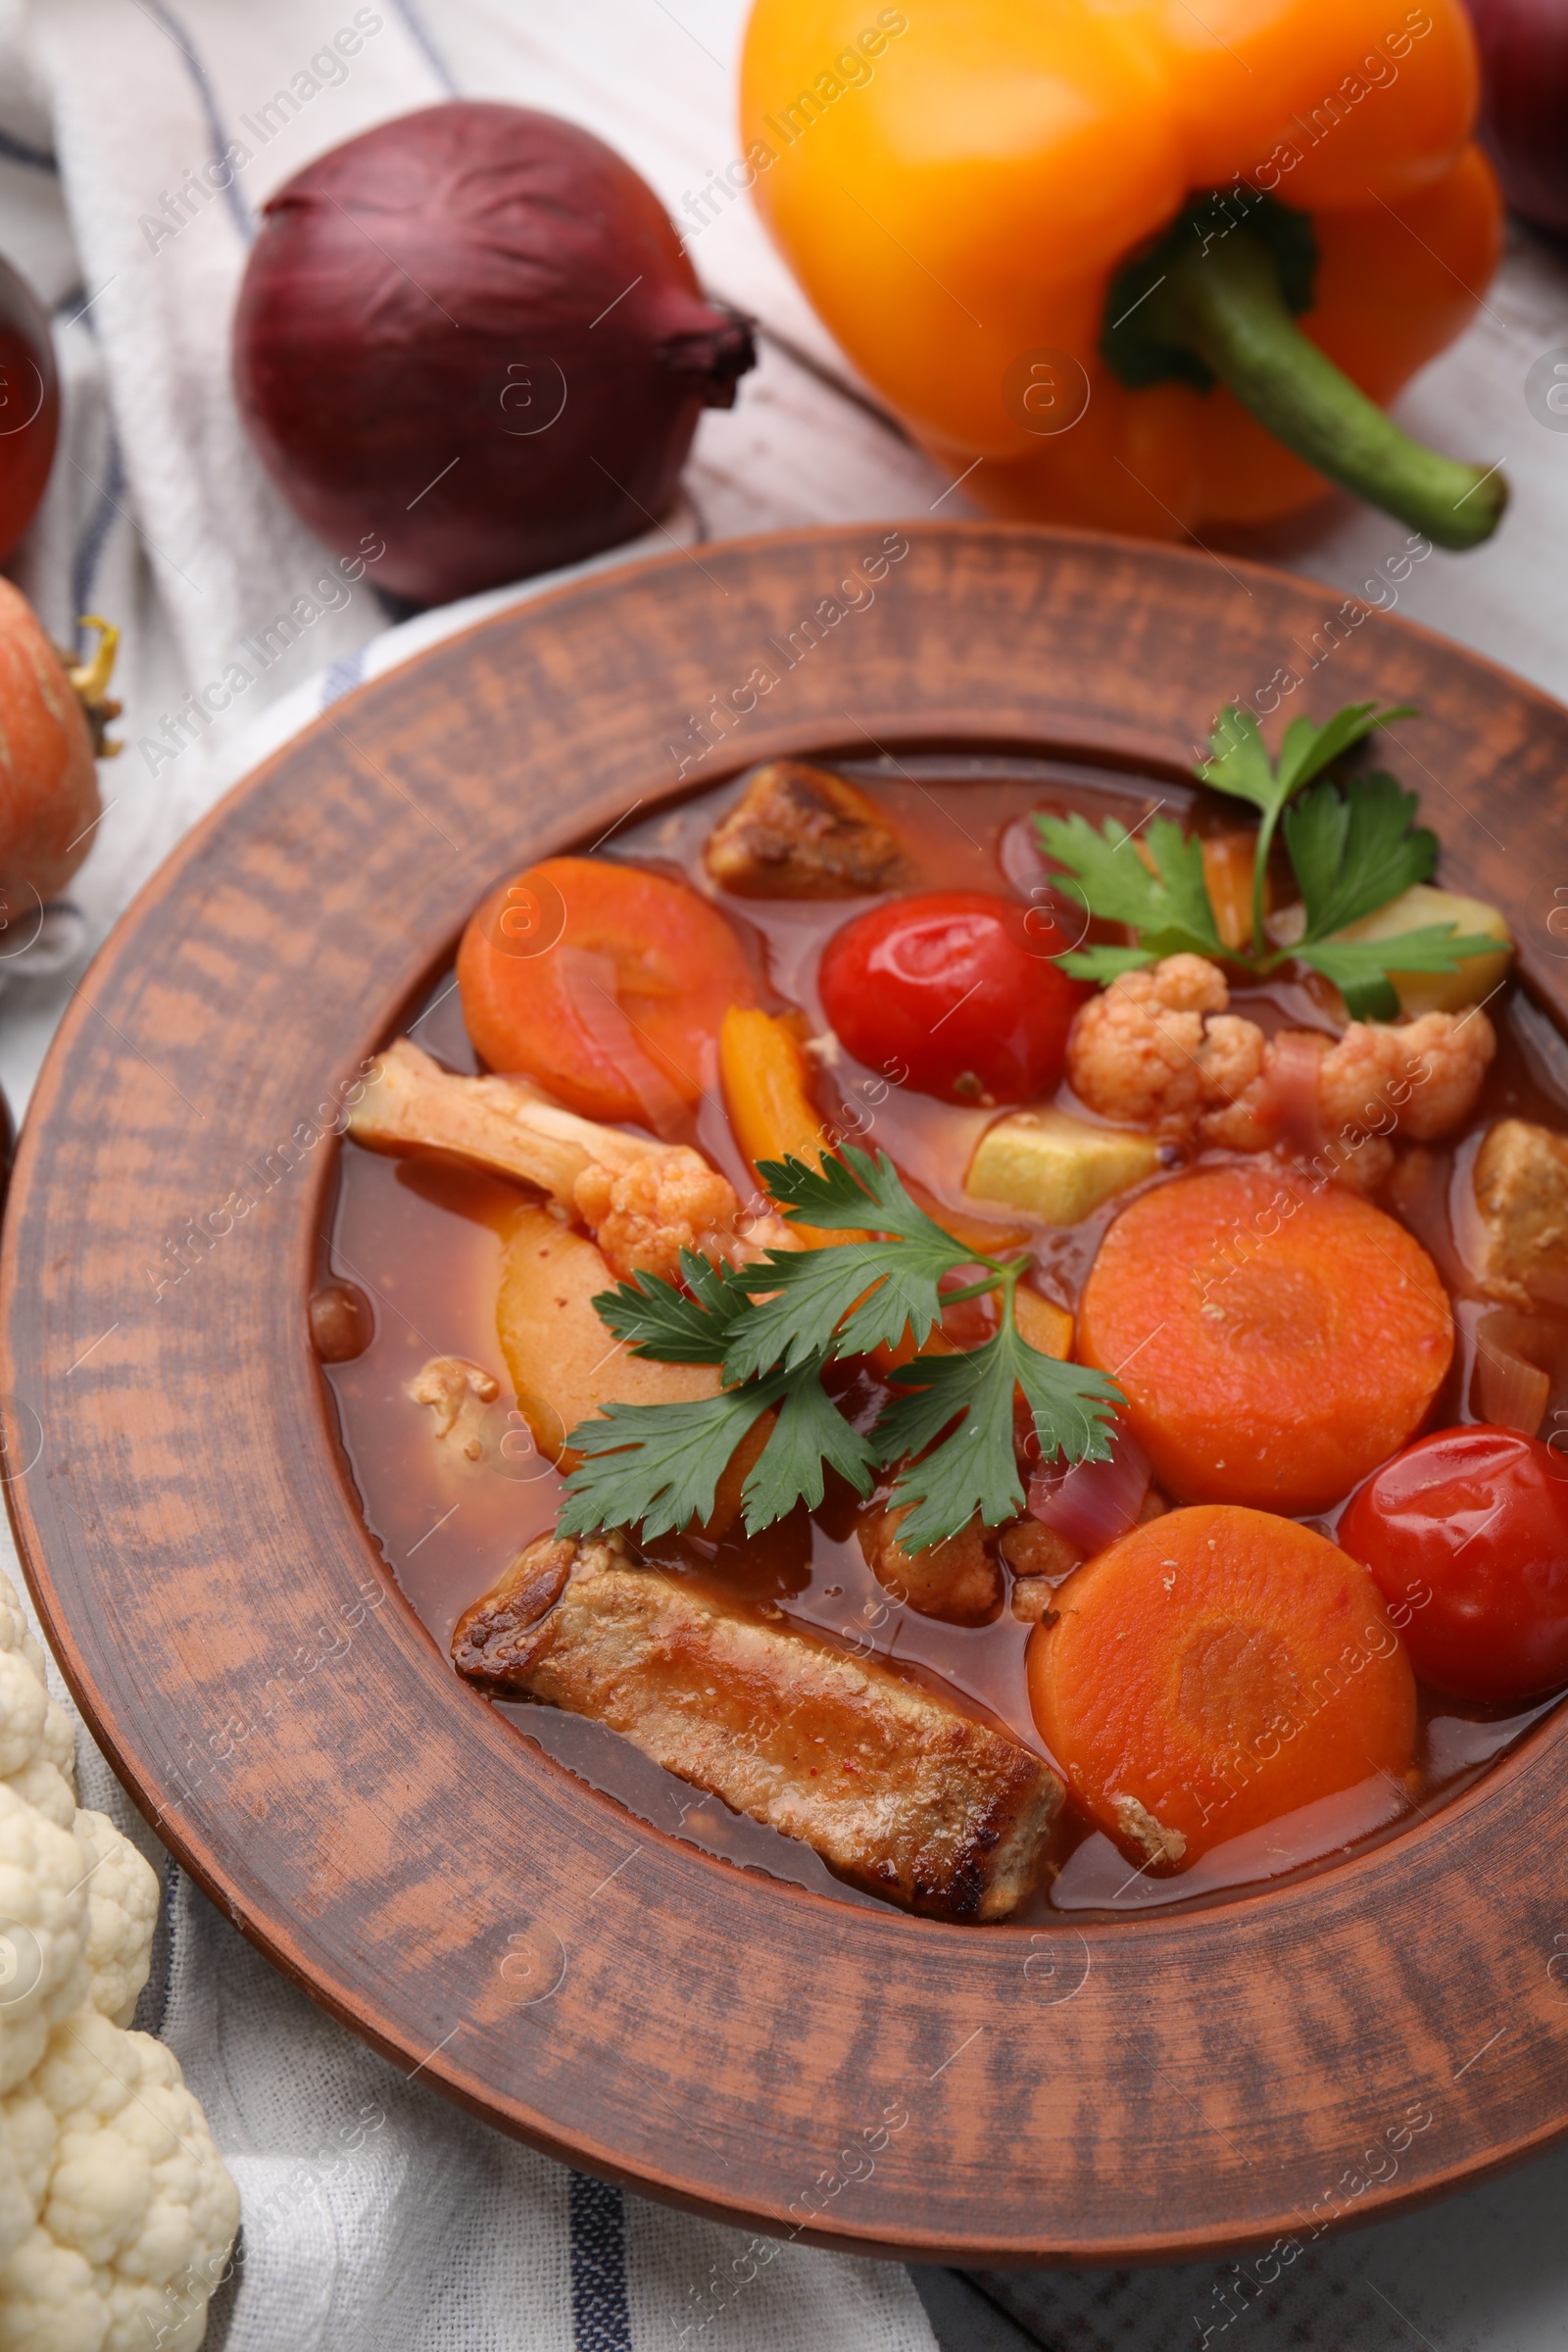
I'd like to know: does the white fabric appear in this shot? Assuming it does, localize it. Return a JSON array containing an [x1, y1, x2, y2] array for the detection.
[[0, 1, 1567, 2346]]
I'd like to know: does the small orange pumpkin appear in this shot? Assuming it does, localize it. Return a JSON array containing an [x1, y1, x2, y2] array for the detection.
[[0, 578, 113, 906]]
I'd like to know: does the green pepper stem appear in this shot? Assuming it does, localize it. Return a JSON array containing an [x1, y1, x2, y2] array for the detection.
[[1159, 231, 1506, 552]]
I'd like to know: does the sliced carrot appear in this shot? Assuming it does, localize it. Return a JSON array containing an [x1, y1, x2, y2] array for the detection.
[[458, 857, 755, 1124], [1028, 1504, 1416, 1865], [721, 1005, 826, 1177], [1077, 1166, 1452, 1512], [1200, 831, 1265, 953], [1015, 1286, 1073, 1360], [720, 1004, 865, 1249]]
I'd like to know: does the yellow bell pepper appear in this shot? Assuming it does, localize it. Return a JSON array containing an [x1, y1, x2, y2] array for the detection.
[[719, 1005, 863, 1246], [739, 0, 1505, 547]]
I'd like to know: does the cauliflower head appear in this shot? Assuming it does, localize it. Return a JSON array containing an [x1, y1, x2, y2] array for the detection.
[[0, 1572, 239, 2349]]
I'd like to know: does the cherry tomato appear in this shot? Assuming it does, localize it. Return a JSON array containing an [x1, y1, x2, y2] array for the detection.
[[1338, 1425, 1568, 1702], [816, 891, 1085, 1104]]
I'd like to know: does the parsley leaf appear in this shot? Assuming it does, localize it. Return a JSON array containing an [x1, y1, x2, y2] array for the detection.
[[1028, 700, 1485, 1016], [1196, 700, 1416, 960], [759, 1144, 953, 1242], [591, 1248, 748, 1364], [1194, 704, 1276, 809], [1057, 943, 1161, 982], [1297, 927, 1505, 1022], [724, 1149, 963, 1380], [1032, 809, 1223, 963], [556, 1383, 780, 1541], [873, 1320, 1120, 1550], [554, 1150, 1124, 1550], [723, 1238, 954, 1382], [741, 1362, 877, 1532], [1280, 771, 1499, 1014], [1282, 772, 1438, 939], [1199, 701, 1415, 816]]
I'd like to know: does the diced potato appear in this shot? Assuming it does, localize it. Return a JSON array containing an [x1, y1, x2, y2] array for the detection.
[[965, 1107, 1160, 1226], [1472, 1118, 1568, 1307], [1332, 882, 1511, 1017], [497, 1206, 720, 1462], [496, 1206, 764, 1536]]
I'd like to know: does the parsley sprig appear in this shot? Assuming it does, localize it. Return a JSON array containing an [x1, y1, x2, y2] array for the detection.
[[1035, 702, 1500, 1019], [555, 1147, 1122, 1552]]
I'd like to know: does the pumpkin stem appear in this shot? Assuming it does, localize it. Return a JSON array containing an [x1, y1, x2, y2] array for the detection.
[[62, 615, 123, 758]]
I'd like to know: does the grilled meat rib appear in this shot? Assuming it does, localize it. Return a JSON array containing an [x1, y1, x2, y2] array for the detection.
[[453, 1533, 1060, 1920]]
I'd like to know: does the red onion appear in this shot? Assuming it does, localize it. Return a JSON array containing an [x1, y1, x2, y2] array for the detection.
[[1466, 0, 1568, 235], [1263, 1028, 1328, 1160], [232, 104, 755, 605], [1028, 1424, 1152, 1556], [0, 252, 59, 564], [1464, 0, 1568, 236]]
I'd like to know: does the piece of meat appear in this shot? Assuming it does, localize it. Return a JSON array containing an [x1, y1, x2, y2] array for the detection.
[[1010, 1581, 1061, 1624], [350, 1037, 796, 1281], [856, 1501, 1003, 1626], [451, 1534, 581, 1683], [1471, 1118, 1568, 1306], [998, 1520, 1081, 1581], [453, 1534, 1060, 1920], [1112, 1792, 1186, 1868], [703, 760, 906, 899], [408, 1355, 502, 1465]]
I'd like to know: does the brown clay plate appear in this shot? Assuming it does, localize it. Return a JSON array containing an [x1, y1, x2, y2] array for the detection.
[[7, 522, 1568, 2267]]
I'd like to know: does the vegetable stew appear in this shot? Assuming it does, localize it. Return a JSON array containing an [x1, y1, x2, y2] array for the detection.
[[318, 736, 1568, 1924]]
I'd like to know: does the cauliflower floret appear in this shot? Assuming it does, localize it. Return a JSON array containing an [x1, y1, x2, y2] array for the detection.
[[1318, 1007, 1496, 1146], [0, 2009, 238, 2352], [1070, 956, 1495, 1182], [72, 1815, 158, 2029], [0, 1591, 76, 1823], [1196, 1013, 1272, 1151], [0, 1572, 237, 2347], [0, 1784, 93, 2097], [1068, 955, 1229, 1130], [573, 1147, 795, 1283], [1070, 956, 1273, 1146]]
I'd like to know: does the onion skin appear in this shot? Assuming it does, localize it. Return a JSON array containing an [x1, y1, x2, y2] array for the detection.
[[0, 253, 60, 564], [232, 103, 757, 605], [0, 578, 101, 905], [1464, 0, 1568, 235]]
